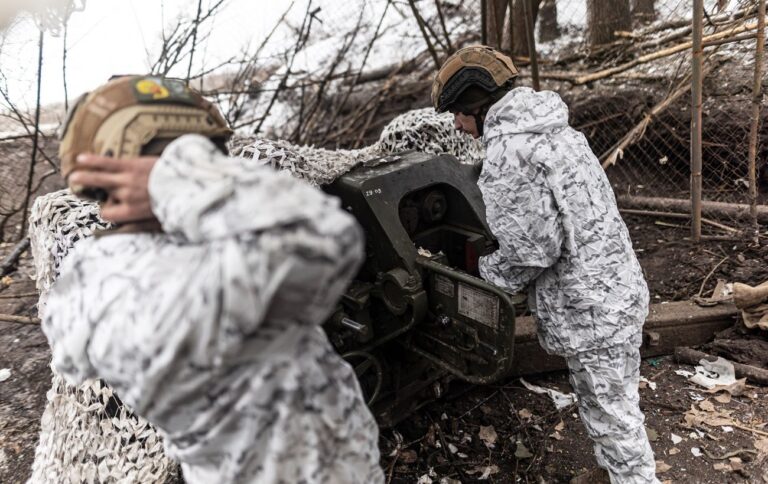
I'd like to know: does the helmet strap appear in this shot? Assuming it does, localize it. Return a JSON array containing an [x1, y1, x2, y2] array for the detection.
[[474, 112, 485, 136], [474, 102, 494, 137]]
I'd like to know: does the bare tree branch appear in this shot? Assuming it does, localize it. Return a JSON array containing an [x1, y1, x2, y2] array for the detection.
[[19, 28, 45, 240]]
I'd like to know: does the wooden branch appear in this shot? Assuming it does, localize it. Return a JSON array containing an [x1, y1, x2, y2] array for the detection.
[[434, 0, 453, 52], [186, 0, 204, 81], [702, 31, 757, 47], [634, 4, 757, 37], [0, 292, 37, 299], [618, 209, 739, 233], [575, 20, 759, 86], [600, 74, 693, 169], [223, 2, 293, 125], [0, 314, 40, 325], [0, 238, 29, 277], [635, 8, 758, 50], [675, 347, 768, 386], [0, 78, 59, 173], [0, 133, 33, 142], [407, 0, 441, 69], [251, 2, 316, 134], [747, 0, 766, 243], [319, 1, 391, 144], [618, 195, 768, 223], [20, 29, 44, 241]]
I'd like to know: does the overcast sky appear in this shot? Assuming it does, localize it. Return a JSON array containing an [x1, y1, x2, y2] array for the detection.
[[1, 0, 306, 110]]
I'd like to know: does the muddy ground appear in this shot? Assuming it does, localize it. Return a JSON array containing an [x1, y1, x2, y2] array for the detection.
[[1, 216, 767, 483]]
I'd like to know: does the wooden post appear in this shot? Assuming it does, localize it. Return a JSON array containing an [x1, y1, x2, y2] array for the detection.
[[521, 0, 540, 90], [691, 0, 703, 242], [481, 0, 488, 45], [747, 0, 766, 244]]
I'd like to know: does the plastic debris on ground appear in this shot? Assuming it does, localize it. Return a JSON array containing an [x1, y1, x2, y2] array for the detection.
[[520, 378, 578, 409], [0, 368, 10, 382], [685, 357, 747, 396], [640, 376, 657, 390]]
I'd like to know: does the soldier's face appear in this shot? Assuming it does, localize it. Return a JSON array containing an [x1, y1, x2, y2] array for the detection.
[[453, 112, 479, 138]]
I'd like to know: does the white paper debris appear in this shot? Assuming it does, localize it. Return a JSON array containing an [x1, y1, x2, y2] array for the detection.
[[640, 376, 657, 391], [691, 447, 702, 457], [418, 247, 434, 257], [689, 357, 738, 390], [721, 426, 734, 433], [675, 369, 695, 378], [417, 468, 438, 483], [478, 465, 500, 480], [520, 378, 578, 409], [0, 368, 10, 382], [670, 433, 683, 444]]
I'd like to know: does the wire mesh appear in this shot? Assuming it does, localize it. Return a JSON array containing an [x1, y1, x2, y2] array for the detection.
[[478, 0, 765, 235]]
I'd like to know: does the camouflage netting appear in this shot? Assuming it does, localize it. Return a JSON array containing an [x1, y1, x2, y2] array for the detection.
[[27, 108, 482, 483], [28, 191, 179, 483], [231, 108, 484, 185]]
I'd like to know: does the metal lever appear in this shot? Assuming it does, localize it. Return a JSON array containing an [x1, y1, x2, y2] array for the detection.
[[341, 317, 367, 334]]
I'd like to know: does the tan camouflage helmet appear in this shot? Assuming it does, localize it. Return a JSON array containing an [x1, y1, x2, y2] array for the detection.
[[59, 75, 232, 199], [431, 45, 518, 113]]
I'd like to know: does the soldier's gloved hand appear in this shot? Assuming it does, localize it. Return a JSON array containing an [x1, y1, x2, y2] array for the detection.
[[68, 154, 159, 224]]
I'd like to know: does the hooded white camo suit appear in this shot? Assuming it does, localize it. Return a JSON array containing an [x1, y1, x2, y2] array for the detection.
[[40, 135, 385, 483], [477, 88, 659, 483]]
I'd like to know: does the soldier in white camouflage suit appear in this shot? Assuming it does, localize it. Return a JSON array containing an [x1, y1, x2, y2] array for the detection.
[[432, 46, 659, 484], [38, 76, 384, 483]]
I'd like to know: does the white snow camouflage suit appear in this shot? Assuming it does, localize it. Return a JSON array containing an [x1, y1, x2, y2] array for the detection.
[[40, 135, 385, 484], [477, 87, 659, 483]]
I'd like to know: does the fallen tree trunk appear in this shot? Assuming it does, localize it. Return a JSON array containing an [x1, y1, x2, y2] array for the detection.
[[617, 195, 768, 223], [675, 346, 768, 386]]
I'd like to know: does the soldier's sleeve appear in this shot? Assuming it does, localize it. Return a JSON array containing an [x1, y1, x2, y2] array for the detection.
[[42, 134, 364, 390], [148, 134, 351, 243], [477, 144, 563, 294]]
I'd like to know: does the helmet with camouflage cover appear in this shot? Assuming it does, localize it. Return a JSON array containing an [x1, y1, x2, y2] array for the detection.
[[431, 45, 518, 114], [59, 75, 232, 200]]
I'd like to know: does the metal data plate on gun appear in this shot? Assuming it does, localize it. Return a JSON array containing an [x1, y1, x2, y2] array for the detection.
[[415, 256, 520, 384]]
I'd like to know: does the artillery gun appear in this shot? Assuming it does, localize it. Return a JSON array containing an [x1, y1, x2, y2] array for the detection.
[[322, 152, 525, 425]]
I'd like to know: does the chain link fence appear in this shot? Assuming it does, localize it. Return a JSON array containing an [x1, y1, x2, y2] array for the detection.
[[471, 0, 766, 237]]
